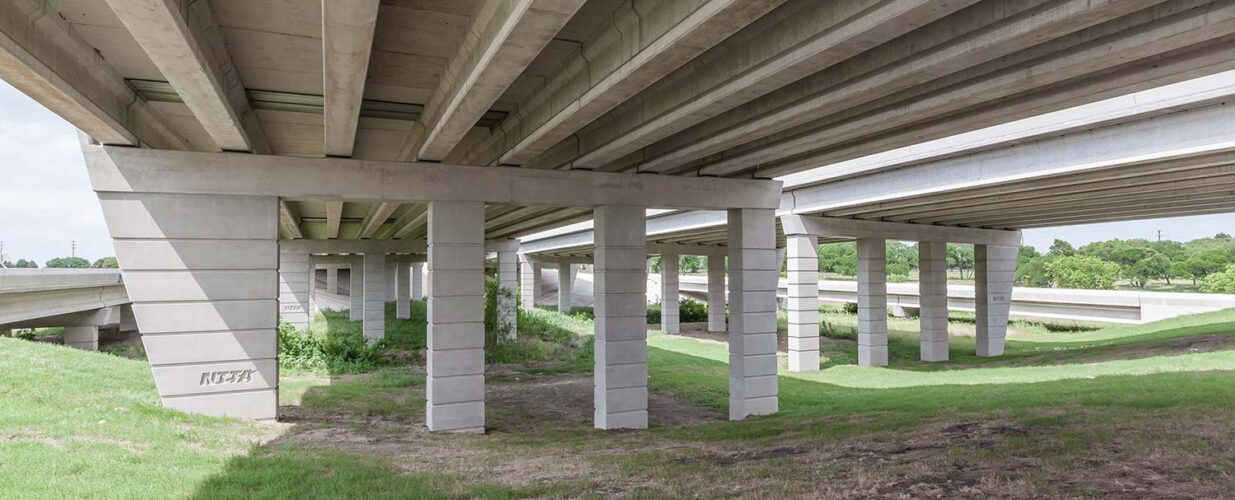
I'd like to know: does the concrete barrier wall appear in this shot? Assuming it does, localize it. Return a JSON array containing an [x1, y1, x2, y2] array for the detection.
[[679, 276, 1235, 324]]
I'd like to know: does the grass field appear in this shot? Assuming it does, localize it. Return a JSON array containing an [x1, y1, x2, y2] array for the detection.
[[3, 304, 1235, 498]]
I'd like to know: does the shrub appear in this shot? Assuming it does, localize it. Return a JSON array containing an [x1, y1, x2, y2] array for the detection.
[[679, 298, 709, 322], [277, 321, 382, 374], [842, 302, 859, 314], [1201, 264, 1235, 293]]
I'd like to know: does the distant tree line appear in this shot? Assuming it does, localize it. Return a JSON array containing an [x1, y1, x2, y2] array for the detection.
[[811, 234, 1235, 292], [1016, 234, 1235, 291], [1, 256, 119, 269]]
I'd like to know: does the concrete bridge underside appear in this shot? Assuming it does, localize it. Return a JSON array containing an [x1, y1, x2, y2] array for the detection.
[[4, 0, 1235, 430]]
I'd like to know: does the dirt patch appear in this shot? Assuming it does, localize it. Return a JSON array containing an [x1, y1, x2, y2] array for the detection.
[[486, 372, 723, 433]]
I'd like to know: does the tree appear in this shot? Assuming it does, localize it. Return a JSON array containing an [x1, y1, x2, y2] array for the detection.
[[1125, 251, 1170, 289], [1201, 264, 1235, 292], [1048, 239, 1076, 257], [45, 256, 90, 268], [679, 255, 705, 274], [1044, 255, 1119, 290], [818, 242, 857, 276], [92, 257, 119, 268], [947, 243, 974, 279], [1217, 233, 1233, 240], [1016, 255, 1052, 287], [2, 259, 38, 268], [1183, 248, 1228, 285]]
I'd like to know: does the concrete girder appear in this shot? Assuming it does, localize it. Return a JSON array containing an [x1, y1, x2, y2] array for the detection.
[[780, 215, 1021, 247], [322, 0, 380, 158], [465, 0, 784, 167], [87, 146, 783, 211], [487, 208, 592, 239], [278, 239, 426, 255], [1009, 203, 1235, 229], [278, 200, 304, 239], [777, 65, 1235, 190], [787, 96, 1235, 218], [389, 205, 428, 240], [325, 201, 344, 239], [105, 0, 270, 154], [407, 0, 583, 162], [907, 178, 1235, 225], [697, 1, 1235, 177], [646, 242, 727, 257], [756, 36, 1235, 179], [0, 1, 187, 149], [484, 206, 557, 231], [825, 152, 1235, 218], [559, 0, 968, 171], [623, 0, 1168, 175], [964, 197, 1235, 230], [858, 160, 1235, 221], [359, 202, 400, 239]]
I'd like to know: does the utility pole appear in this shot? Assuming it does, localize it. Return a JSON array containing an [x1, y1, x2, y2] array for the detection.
[[71, 240, 77, 258], [1156, 230, 1163, 242]]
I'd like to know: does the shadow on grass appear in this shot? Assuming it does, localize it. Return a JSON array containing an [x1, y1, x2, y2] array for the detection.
[[188, 326, 1235, 497]]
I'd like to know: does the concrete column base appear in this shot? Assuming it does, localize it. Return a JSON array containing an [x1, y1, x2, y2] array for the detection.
[[363, 253, 386, 342], [96, 191, 279, 421], [63, 325, 99, 351], [707, 255, 726, 332], [976, 244, 1016, 357], [787, 234, 819, 372], [857, 238, 888, 367], [919, 241, 949, 362], [426, 200, 485, 433], [660, 254, 679, 334], [728, 208, 778, 420], [594, 205, 649, 430]]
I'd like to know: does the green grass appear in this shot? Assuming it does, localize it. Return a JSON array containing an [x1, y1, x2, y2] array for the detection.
[[4, 304, 1235, 497]]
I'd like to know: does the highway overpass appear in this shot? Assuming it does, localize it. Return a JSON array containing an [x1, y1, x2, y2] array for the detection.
[[0, 269, 135, 350], [4, 0, 1235, 429]]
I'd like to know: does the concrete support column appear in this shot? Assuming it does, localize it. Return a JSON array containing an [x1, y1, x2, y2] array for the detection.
[[308, 263, 317, 317], [593, 205, 648, 430], [557, 261, 572, 314], [775, 246, 787, 310], [412, 263, 424, 300], [857, 238, 888, 367], [707, 255, 726, 332], [496, 249, 518, 339], [119, 303, 138, 333], [426, 200, 486, 433], [919, 241, 949, 362], [385, 260, 397, 301], [660, 254, 679, 333], [326, 267, 339, 294], [96, 192, 279, 420], [278, 249, 311, 331], [396, 260, 412, 319], [349, 257, 363, 321], [727, 208, 778, 420], [363, 253, 386, 341], [519, 256, 538, 311], [63, 325, 99, 351], [786, 234, 819, 372], [975, 244, 1016, 357]]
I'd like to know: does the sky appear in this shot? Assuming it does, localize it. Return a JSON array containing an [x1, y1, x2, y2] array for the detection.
[[1, 80, 1232, 265]]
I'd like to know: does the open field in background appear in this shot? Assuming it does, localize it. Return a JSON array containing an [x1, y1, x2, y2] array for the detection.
[[3, 304, 1235, 498]]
